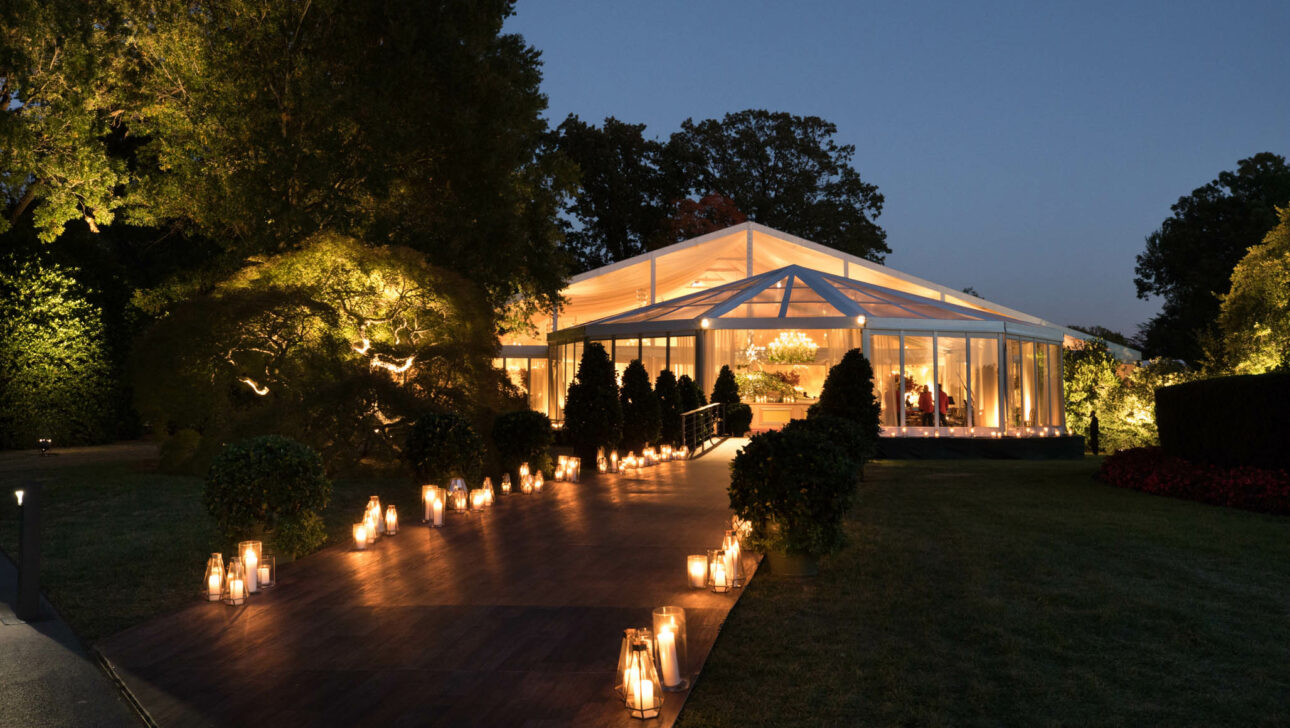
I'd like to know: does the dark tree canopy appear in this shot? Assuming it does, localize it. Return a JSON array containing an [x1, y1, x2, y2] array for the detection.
[[664, 110, 888, 262], [548, 115, 672, 272], [1135, 153, 1290, 362], [619, 359, 660, 452], [562, 343, 621, 459], [1068, 325, 1136, 349]]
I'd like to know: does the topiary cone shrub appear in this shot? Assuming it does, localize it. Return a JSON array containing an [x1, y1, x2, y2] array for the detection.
[[711, 365, 740, 405], [655, 369, 683, 446], [204, 435, 331, 559], [563, 343, 622, 461], [492, 410, 554, 476], [405, 412, 484, 484], [807, 348, 881, 462], [678, 374, 706, 411], [728, 427, 858, 560], [620, 360, 660, 452]]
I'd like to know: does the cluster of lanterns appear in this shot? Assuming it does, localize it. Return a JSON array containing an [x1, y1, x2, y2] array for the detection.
[[352, 495, 400, 549], [553, 455, 582, 482], [204, 540, 275, 606], [595, 444, 689, 474], [686, 516, 751, 593], [616, 606, 690, 719]]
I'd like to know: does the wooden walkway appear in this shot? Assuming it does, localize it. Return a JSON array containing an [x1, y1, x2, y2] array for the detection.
[[98, 440, 755, 727]]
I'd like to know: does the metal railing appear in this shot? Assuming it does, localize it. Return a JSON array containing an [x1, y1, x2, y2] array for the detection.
[[681, 402, 725, 457]]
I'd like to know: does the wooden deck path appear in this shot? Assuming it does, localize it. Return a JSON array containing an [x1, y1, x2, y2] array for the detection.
[[98, 439, 755, 727]]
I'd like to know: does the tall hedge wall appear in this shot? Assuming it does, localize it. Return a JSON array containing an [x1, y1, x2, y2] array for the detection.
[[1155, 372, 1290, 469]]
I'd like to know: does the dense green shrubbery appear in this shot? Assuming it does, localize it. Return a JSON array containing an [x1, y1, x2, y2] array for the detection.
[[204, 435, 332, 557], [563, 343, 622, 459], [491, 410, 554, 475], [1064, 340, 1197, 453], [728, 427, 858, 557], [159, 428, 203, 474], [807, 348, 880, 461], [711, 365, 740, 405], [0, 257, 114, 448], [785, 416, 867, 467], [405, 412, 484, 483], [1156, 372, 1290, 469], [655, 370, 683, 446], [726, 403, 753, 436], [620, 360, 660, 451]]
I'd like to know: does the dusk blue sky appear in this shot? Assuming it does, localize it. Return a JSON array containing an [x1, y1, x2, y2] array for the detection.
[[505, 1, 1290, 339]]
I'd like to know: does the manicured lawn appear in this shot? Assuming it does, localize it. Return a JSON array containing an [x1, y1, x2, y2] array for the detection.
[[678, 457, 1290, 727], [0, 459, 421, 643]]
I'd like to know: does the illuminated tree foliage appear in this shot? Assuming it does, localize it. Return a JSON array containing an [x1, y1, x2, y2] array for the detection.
[[1215, 206, 1290, 374], [1135, 153, 1290, 362], [0, 257, 113, 447], [1063, 339, 1196, 453], [2, 0, 572, 325], [133, 235, 503, 467]]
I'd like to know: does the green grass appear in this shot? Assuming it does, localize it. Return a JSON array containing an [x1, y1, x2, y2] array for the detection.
[[0, 461, 421, 643], [678, 457, 1290, 727]]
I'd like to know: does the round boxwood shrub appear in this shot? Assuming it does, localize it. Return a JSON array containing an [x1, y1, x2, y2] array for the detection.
[[728, 427, 858, 557], [405, 412, 484, 483], [726, 402, 753, 436], [492, 410, 554, 475], [204, 435, 331, 557]]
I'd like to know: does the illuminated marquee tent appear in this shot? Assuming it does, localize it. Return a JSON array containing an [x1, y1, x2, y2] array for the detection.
[[497, 223, 1137, 436]]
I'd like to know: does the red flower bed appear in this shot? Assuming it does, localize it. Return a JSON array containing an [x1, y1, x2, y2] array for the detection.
[[1098, 447, 1290, 516]]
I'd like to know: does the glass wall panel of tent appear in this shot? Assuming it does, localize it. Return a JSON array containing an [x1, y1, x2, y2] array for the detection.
[[702, 328, 862, 403], [492, 356, 549, 416], [868, 332, 1062, 435]]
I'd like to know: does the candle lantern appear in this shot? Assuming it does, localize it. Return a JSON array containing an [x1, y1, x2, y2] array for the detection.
[[353, 522, 370, 549], [597, 455, 608, 473], [623, 639, 663, 719], [239, 540, 263, 593], [447, 478, 468, 512], [469, 489, 485, 511], [554, 465, 566, 481], [686, 554, 707, 589], [610, 450, 619, 473], [518, 462, 530, 480], [677, 445, 689, 459], [722, 530, 746, 588], [421, 485, 440, 522], [556, 455, 569, 481], [500, 473, 512, 495], [533, 471, 544, 493], [366, 496, 383, 540], [614, 628, 654, 697], [431, 495, 444, 527], [482, 477, 495, 507], [569, 456, 581, 482], [652, 607, 689, 691], [384, 505, 399, 535], [520, 474, 533, 494], [708, 549, 731, 593], [204, 553, 225, 602], [257, 553, 275, 589], [661, 444, 672, 461], [223, 557, 247, 605]]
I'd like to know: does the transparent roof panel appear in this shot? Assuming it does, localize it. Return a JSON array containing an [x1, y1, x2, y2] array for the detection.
[[578, 264, 1028, 329]]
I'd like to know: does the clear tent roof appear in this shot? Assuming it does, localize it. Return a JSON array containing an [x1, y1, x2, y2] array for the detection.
[[582, 265, 1027, 329]]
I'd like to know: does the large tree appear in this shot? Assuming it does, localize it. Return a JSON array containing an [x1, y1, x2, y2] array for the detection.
[[2, 0, 572, 325], [549, 115, 672, 272], [1135, 153, 1290, 362], [663, 110, 888, 261], [1215, 206, 1290, 373]]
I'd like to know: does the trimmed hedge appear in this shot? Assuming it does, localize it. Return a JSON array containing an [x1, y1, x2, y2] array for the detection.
[[1155, 372, 1290, 469], [1099, 446, 1290, 515], [405, 412, 484, 483]]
